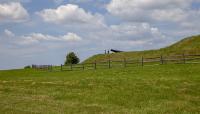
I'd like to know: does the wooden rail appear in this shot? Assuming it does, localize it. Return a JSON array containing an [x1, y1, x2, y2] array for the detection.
[[32, 53, 200, 71]]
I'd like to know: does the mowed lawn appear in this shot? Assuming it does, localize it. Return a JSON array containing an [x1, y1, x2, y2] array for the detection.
[[0, 64, 199, 114]]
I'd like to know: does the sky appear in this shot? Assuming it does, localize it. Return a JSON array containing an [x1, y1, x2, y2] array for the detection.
[[0, 0, 200, 70]]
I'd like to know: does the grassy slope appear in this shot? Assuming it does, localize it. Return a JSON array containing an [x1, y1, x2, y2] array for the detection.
[[84, 35, 200, 63], [0, 64, 200, 114]]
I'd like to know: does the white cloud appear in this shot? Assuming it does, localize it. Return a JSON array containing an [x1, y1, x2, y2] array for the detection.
[[151, 8, 187, 22], [79, 22, 170, 51], [4, 29, 15, 37], [62, 33, 82, 41], [0, 2, 29, 23], [109, 22, 165, 41], [19, 32, 82, 45], [106, 0, 194, 22], [37, 4, 105, 26], [106, 0, 200, 40]]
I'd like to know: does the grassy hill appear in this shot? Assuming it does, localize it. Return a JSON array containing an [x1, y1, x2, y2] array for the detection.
[[0, 64, 200, 113], [0, 35, 200, 113], [84, 35, 200, 63]]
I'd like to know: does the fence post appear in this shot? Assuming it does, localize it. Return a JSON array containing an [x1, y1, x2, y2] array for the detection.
[[94, 61, 97, 70], [141, 56, 144, 67], [183, 53, 186, 64], [70, 64, 73, 71], [160, 55, 164, 65], [108, 59, 111, 69], [61, 64, 63, 71], [82, 64, 84, 70], [49, 65, 53, 72], [48, 65, 50, 71], [124, 58, 126, 68]]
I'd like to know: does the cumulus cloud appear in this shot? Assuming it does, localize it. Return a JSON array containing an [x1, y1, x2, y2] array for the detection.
[[37, 4, 105, 26], [110, 23, 165, 40], [152, 8, 187, 22], [80, 22, 170, 51], [106, 0, 200, 41], [62, 32, 82, 41], [4, 29, 15, 37], [19, 32, 82, 45], [106, 0, 195, 22], [0, 2, 29, 23]]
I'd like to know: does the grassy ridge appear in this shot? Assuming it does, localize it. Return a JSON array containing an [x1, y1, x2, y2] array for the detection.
[[0, 64, 200, 114], [84, 35, 200, 63]]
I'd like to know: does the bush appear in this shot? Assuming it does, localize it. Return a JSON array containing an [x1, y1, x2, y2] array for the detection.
[[24, 65, 31, 69], [65, 52, 80, 65]]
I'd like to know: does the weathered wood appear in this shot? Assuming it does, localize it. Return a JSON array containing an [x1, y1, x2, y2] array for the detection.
[[94, 61, 97, 69], [183, 53, 186, 64], [82, 64, 84, 70], [70, 64, 73, 70], [160, 55, 164, 64], [141, 57, 144, 66], [32, 64, 51, 71], [108, 59, 111, 69], [41, 53, 200, 72], [124, 58, 126, 68]]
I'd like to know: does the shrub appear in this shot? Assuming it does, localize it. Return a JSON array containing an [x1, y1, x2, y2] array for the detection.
[[24, 65, 31, 69], [65, 52, 80, 65]]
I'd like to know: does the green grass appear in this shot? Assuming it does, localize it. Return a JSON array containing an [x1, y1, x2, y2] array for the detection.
[[0, 64, 200, 114], [84, 35, 200, 63]]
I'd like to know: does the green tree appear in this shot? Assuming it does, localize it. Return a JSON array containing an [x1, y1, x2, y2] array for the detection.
[[65, 52, 80, 65], [24, 65, 31, 69]]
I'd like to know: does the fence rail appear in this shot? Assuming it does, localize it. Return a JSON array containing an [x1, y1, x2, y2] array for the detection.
[[32, 53, 200, 72]]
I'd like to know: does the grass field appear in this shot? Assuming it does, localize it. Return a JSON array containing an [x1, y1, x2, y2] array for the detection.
[[0, 64, 200, 114]]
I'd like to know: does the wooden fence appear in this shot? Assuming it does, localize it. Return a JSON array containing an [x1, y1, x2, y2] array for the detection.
[[32, 65, 52, 70], [32, 53, 200, 72]]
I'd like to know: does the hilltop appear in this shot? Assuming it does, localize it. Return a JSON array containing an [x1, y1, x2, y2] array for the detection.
[[84, 35, 200, 63]]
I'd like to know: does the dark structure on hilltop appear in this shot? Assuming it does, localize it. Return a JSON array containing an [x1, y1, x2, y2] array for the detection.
[[110, 49, 124, 53]]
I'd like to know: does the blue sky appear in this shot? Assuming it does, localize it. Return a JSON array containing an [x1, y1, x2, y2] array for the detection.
[[0, 0, 200, 69]]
